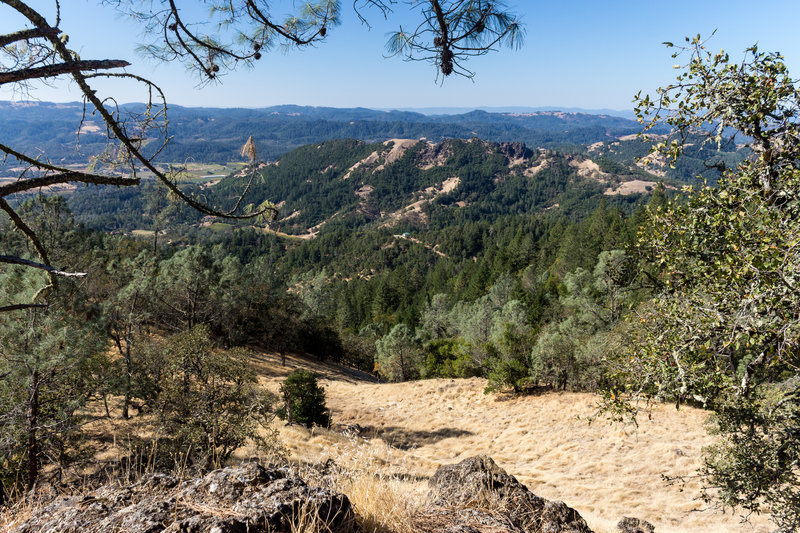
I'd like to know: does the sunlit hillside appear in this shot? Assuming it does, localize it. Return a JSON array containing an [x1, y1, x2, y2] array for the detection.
[[250, 351, 773, 533]]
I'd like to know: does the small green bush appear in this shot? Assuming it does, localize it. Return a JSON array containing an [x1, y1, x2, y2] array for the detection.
[[277, 370, 330, 428], [420, 339, 480, 379]]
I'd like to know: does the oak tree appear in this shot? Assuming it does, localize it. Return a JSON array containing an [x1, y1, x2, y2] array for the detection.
[[614, 36, 800, 530]]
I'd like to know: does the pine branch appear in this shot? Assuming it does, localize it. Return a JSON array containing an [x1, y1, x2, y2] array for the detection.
[[0, 59, 130, 85]]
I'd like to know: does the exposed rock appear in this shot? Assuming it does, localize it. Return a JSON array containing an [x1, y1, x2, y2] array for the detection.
[[417, 140, 454, 170], [427, 454, 534, 506], [617, 516, 655, 533], [540, 501, 591, 533], [415, 455, 593, 533], [13, 462, 357, 533], [498, 141, 533, 163]]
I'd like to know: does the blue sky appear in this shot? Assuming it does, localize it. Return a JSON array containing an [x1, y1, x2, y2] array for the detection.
[[2, 1, 800, 112]]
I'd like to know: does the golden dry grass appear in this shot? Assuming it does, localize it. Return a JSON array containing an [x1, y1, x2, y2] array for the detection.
[[254, 351, 773, 533], [604, 180, 658, 196], [0, 349, 774, 533]]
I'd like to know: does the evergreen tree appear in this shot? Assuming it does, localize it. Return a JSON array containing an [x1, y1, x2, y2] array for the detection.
[[0, 273, 106, 490], [278, 370, 330, 428], [375, 324, 422, 382]]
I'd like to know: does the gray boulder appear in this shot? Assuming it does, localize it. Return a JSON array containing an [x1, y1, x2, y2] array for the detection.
[[13, 462, 357, 533], [617, 516, 655, 533], [415, 455, 593, 533]]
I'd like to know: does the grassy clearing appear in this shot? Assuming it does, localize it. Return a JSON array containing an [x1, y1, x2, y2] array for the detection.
[[138, 162, 248, 183], [253, 351, 773, 533], [0, 349, 774, 533]]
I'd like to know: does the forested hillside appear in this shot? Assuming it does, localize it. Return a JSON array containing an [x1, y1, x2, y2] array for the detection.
[[1, 129, 660, 484], [0, 101, 651, 164], [67, 136, 662, 232], [1, 62, 798, 533], [4, 0, 800, 530], [0, 105, 779, 532], [47, 135, 662, 388]]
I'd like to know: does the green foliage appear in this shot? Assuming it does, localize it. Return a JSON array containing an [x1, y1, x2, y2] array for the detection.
[[418, 293, 454, 342], [527, 321, 579, 391], [145, 326, 277, 469], [0, 273, 107, 491], [483, 299, 534, 393], [420, 338, 479, 379], [277, 370, 330, 428], [484, 322, 534, 393], [149, 245, 243, 334], [617, 38, 800, 529], [375, 323, 422, 382], [702, 386, 800, 532]]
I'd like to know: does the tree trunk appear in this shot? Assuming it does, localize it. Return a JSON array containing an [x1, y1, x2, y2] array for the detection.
[[398, 352, 406, 382], [152, 225, 158, 254], [122, 339, 132, 419], [26, 371, 39, 491], [284, 389, 293, 425]]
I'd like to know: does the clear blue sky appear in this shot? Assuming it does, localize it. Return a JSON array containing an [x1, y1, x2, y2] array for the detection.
[[3, 1, 800, 112]]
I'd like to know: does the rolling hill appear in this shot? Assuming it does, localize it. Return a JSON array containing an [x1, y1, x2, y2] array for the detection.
[[0, 101, 646, 165]]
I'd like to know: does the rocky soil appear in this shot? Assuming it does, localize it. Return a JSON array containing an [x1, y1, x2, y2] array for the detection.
[[9, 455, 656, 533]]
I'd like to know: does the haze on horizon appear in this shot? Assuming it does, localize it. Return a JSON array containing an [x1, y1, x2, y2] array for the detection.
[[2, 1, 800, 114]]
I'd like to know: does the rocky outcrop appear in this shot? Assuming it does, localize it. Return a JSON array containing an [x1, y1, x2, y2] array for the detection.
[[617, 516, 655, 533], [13, 462, 357, 533], [414, 455, 593, 533], [498, 141, 533, 162]]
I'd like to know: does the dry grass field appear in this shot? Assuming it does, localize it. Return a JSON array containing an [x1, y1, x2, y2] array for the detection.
[[0, 349, 774, 533], [252, 351, 774, 533]]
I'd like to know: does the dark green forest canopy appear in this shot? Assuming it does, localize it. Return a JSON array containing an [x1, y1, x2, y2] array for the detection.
[[64, 135, 683, 233], [34, 134, 655, 343]]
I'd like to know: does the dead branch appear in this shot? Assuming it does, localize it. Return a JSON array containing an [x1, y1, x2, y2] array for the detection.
[[0, 255, 87, 277], [0, 59, 130, 85], [0, 303, 48, 313], [0, 172, 140, 196], [0, 26, 60, 47]]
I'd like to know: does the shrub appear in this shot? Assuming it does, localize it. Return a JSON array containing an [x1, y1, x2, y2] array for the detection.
[[278, 370, 331, 428], [144, 326, 277, 469], [420, 339, 480, 379]]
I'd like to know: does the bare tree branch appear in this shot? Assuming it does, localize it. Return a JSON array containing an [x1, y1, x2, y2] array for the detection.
[[0, 59, 129, 85], [0, 304, 48, 313], [0, 26, 59, 47], [0, 197, 55, 283], [0, 172, 140, 196], [0, 255, 87, 278]]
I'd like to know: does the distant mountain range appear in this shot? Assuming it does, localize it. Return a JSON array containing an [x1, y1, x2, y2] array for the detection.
[[0, 101, 650, 165], [382, 106, 637, 118]]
